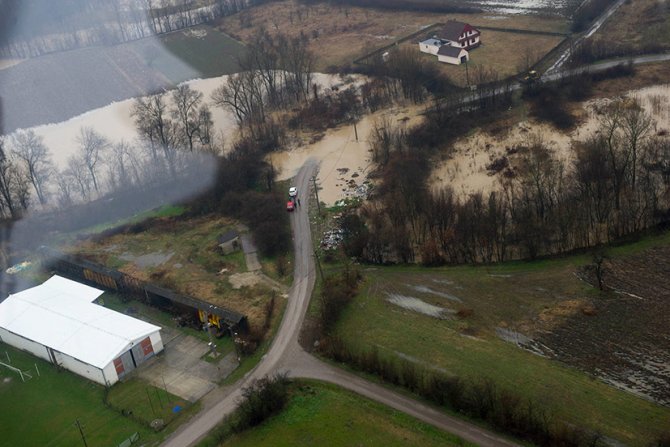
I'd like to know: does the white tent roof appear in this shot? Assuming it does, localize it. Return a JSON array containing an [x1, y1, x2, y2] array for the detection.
[[0, 275, 160, 369]]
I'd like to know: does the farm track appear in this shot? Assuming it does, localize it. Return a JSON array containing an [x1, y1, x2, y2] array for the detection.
[[161, 160, 520, 447]]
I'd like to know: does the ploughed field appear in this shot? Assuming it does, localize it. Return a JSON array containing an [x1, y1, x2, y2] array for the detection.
[[542, 244, 670, 405]]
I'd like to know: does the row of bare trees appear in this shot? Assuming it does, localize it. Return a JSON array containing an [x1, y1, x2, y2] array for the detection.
[[343, 98, 670, 264]]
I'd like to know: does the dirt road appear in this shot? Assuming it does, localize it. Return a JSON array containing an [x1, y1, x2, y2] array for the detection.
[[161, 159, 519, 447]]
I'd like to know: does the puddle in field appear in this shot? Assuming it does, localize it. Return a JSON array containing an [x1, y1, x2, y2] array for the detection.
[[495, 327, 551, 357], [407, 284, 463, 303], [386, 292, 452, 319], [432, 278, 454, 285]]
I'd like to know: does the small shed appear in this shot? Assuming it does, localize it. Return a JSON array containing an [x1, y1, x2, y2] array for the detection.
[[438, 45, 469, 65], [0, 275, 163, 386], [218, 229, 240, 255]]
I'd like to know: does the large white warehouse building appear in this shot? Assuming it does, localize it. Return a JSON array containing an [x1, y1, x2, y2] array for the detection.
[[0, 275, 163, 386]]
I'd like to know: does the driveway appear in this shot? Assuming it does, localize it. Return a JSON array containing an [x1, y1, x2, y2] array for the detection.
[[137, 327, 238, 402]]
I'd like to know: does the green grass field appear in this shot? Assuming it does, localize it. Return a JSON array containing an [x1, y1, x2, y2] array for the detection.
[[0, 342, 201, 447], [0, 343, 156, 446], [156, 25, 246, 82], [217, 380, 474, 447], [329, 234, 670, 445]]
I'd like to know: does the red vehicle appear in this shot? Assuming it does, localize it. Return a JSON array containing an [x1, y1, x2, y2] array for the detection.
[[286, 199, 295, 212]]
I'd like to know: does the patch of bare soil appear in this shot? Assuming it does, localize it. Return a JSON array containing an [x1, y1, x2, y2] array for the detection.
[[536, 246, 670, 405]]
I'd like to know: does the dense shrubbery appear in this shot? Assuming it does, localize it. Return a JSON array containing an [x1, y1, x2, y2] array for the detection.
[[232, 374, 291, 432]]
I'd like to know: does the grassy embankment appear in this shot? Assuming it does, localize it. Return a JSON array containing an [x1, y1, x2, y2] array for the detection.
[[324, 231, 670, 445], [200, 380, 474, 447], [0, 342, 198, 447]]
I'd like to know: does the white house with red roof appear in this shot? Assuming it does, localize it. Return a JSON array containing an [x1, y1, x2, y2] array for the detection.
[[419, 20, 481, 65]]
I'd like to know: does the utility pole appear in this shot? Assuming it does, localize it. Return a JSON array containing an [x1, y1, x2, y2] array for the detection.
[[314, 249, 324, 281], [312, 176, 321, 214], [75, 419, 88, 447]]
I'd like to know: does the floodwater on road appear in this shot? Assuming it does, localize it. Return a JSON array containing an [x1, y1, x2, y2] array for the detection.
[[270, 104, 423, 206]]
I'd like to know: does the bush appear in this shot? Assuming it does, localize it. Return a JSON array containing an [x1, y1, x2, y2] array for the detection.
[[232, 374, 290, 432]]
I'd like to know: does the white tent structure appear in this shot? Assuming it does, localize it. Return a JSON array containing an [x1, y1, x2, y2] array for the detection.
[[0, 275, 163, 386]]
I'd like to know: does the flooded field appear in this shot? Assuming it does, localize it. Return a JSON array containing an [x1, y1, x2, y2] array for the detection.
[[474, 0, 580, 15], [430, 83, 670, 198]]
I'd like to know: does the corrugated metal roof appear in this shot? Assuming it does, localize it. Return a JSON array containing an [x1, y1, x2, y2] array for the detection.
[[0, 275, 160, 369]]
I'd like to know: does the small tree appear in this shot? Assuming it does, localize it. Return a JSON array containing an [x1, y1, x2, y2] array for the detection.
[[592, 247, 608, 291]]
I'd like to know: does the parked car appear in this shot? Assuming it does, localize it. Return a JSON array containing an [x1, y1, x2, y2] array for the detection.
[[289, 186, 298, 197], [286, 200, 295, 212]]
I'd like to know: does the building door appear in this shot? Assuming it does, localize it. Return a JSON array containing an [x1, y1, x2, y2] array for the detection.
[[113, 350, 135, 379], [130, 336, 155, 366], [461, 55, 467, 64]]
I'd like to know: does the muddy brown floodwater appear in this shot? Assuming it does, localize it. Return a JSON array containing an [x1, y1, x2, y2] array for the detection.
[[430, 83, 670, 198], [270, 104, 424, 206]]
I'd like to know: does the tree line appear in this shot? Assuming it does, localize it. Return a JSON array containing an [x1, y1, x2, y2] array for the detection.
[[0, 0, 254, 59]]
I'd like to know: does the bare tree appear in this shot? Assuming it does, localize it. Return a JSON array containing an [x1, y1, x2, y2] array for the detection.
[[9, 129, 52, 205], [0, 137, 30, 218], [171, 84, 204, 152], [66, 155, 92, 200], [131, 93, 178, 176], [211, 71, 266, 136], [54, 171, 76, 208], [621, 100, 652, 190], [76, 127, 108, 194]]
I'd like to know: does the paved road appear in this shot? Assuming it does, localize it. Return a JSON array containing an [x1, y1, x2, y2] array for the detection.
[[161, 159, 519, 447]]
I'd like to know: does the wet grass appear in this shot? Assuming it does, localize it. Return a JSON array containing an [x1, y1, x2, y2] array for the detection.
[[0, 343, 160, 447], [106, 377, 200, 427], [209, 380, 473, 447], [330, 232, 670, 445], [156, 25, 246, 82]]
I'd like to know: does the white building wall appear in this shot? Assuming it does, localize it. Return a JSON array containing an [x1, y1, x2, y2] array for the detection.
[[419, 42, 441, 56], [0, 327, 112, 385], [0, 327, 51, 362], [101, 361, 119, 387], [149, 330, 164, 354], [438, 51, 469, 65], [59, 353, 107, 386]]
